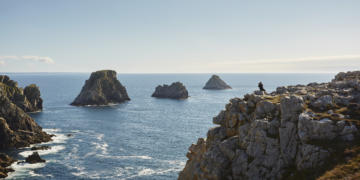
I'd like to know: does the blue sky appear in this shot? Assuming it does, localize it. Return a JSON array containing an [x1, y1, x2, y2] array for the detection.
[[0, 0, 359, 73]]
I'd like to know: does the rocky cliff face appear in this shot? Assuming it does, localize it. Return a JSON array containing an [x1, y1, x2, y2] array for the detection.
[[0, 76, 51, 178], [152, 82, 189, 99], [0, 75, 43, 112], [71, 70, 130, 106], [179, 71, 360, 180], [203, 75, 232, 90]]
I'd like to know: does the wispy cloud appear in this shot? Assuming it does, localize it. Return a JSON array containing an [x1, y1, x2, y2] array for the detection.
[[211, 55, 360, 65], [0, 55, 55, 64]]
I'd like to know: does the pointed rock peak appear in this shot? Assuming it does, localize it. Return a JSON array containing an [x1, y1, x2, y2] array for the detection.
[[203, 74, 232, 90]]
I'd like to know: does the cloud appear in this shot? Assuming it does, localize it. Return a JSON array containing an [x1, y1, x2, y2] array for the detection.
[[0, 55, 55, 64], [0, 60, 5, 66], [211, 55, 360, 65]]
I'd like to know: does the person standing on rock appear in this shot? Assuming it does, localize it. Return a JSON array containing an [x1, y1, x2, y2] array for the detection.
[[258, 81, 266, 92]]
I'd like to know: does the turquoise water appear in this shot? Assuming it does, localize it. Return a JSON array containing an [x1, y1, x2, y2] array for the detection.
[[3, 73, 334, 179]]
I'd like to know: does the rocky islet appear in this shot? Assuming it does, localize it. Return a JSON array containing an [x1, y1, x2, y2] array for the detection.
[[152, 82, 189, 99], [71, 70, 130, 106], [203, 75, 232, 90]]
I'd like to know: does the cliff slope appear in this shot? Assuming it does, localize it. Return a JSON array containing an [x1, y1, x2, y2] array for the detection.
[[0, 75, 51, 178], [179, 71, 360, 180], [71, 70, 130, 106]]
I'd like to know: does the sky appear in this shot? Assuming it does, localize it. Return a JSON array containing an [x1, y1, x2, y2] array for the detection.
[[0, 0, 359, 73]]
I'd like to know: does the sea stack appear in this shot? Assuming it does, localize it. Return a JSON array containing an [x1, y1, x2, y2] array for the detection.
[[179, 71, 360, 180], [203, 75, 231, 90], [71, 70, 130, 106], [152, 82, 188, 99]]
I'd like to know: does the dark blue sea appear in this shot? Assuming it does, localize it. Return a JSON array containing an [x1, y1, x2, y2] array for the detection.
[[2, 73, 334, 179]]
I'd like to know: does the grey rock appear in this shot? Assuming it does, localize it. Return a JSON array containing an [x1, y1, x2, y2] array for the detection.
[[71, 70, 130, 106], [152, 82, 188, 99], [203, 75, 231, 90]]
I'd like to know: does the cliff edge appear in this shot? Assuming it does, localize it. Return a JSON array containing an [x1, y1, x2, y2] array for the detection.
[[179, 71, 360, 180], [0, 75, 51, 178]]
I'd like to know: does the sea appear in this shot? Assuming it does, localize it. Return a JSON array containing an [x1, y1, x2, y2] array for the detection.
[[1, 73, 334, 180]]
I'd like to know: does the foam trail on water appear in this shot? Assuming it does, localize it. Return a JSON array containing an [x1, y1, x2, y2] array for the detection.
[[19, 145, 66, 157]]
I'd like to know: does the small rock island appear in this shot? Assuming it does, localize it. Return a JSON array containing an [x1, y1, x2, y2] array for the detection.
[[203, 75, 231, 90], [71, 70, 130, 106], [152, 82, 189, 99]]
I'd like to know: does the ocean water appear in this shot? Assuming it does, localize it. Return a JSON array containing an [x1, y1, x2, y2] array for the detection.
[[2, 73, 334, 180]]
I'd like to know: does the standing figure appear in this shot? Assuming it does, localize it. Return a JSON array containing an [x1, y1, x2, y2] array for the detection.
[[258, 81, 266, 91]]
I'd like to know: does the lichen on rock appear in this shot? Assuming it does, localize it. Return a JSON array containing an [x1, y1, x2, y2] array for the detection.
[[179, 71, 360, 180]]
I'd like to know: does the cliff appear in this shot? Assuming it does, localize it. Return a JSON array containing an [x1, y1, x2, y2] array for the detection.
[[152, 82, 189, 99], [203, 75, 232, 90], [0, 75, 51, 178], [71, 70, 130, 106], [0, 76, 43, 112], [179, 71, 360, 180]]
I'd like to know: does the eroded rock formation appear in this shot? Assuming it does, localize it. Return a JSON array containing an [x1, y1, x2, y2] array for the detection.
[[25, 152, 45, 164], [152, 82, 189, 99], [203, 75, 232, 90], [0, 76, 43, 112], [71, 70, 130, 106], [0, 153, 15, 178], [0, 75, 51, 177], [179, 71, 360, 180]]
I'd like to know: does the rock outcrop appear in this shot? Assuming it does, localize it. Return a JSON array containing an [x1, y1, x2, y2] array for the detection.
[[25, 152, 45, 164], [71, 70, 130, 106], [203, 75, 232, 90], [152, 82, 189, 99], [0, 75, 51, 177], [179, 71, 360, 180], [0, 153, 15, 178], [0, 76, 43, 112]]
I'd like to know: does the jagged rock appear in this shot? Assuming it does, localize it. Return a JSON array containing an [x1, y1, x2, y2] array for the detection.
[[311, 95, 333, 111], [152, 82, 188, 99], [25, 152, 45, 164], [179, 70, 360, 180], [71, 70, 130, 106], [0, 75, 43, 112], [0, 153, 15, 178], [31, 145, 51, 151], [203, 75, 231, 90], [23, 84, 43, 112]]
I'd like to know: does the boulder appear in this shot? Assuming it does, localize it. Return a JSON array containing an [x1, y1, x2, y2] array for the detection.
[[31, 145, 51, 151], [203, 75, 231, 90], [71, 70, 130, 106], [152, 82, 188, 99], [25, 152, 45, 164]]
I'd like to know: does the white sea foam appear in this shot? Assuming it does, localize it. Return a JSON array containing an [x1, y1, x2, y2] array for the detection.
[[91, 141, 108, 155], [7, 162, 46, 179], [96, 154, 152, 160], [19, 145, 65, 157]]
